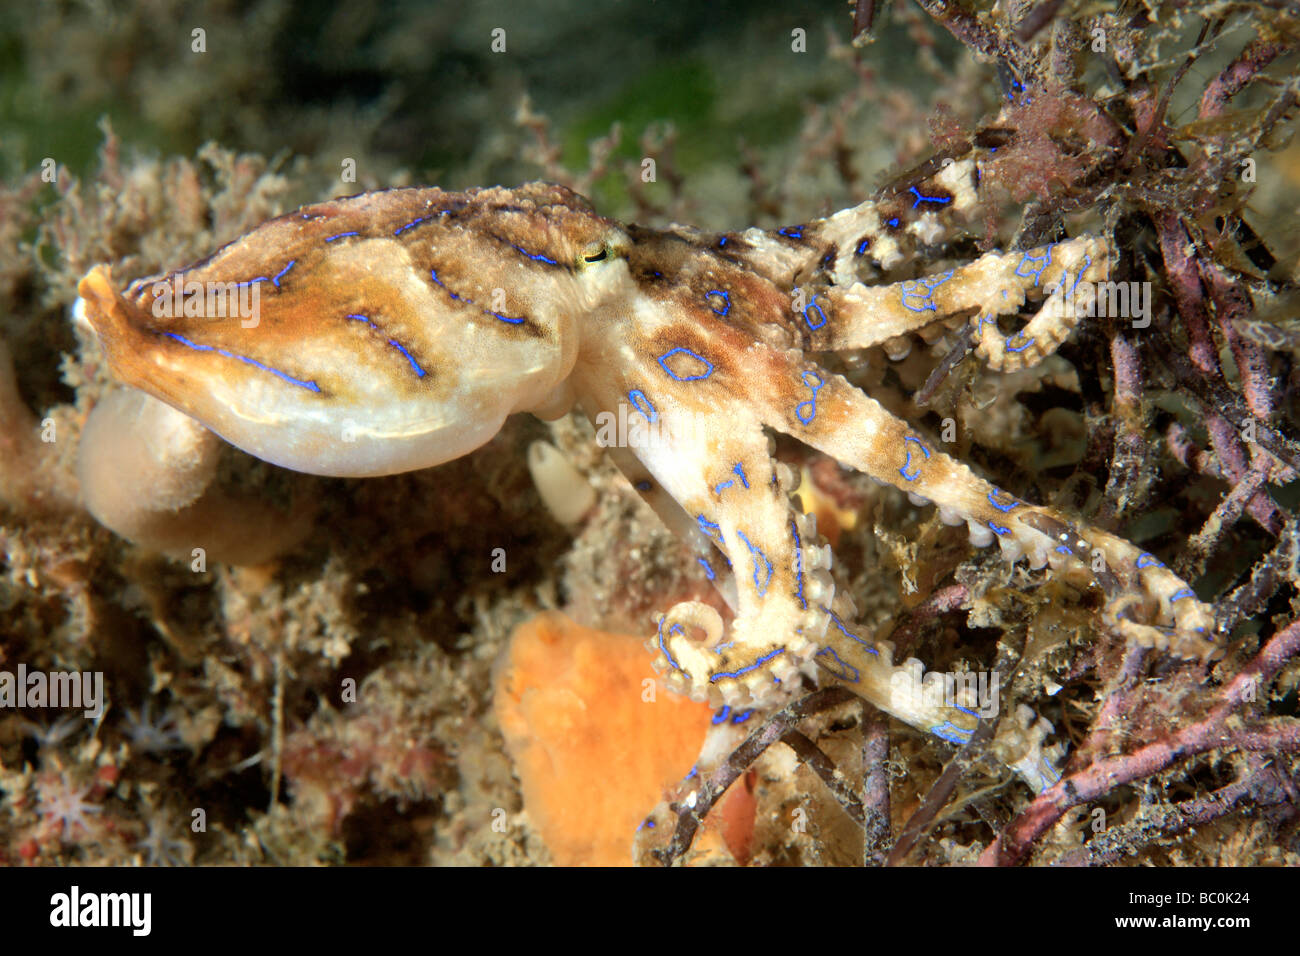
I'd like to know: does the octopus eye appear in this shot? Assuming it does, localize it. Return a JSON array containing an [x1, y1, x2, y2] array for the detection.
[[581, 242, 608, 264]]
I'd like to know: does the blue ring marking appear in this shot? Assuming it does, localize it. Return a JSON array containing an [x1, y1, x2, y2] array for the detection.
[[930, 721, 975, 744], [856, 238, 871, 256], [656, 617, 684, 673], [1070, 254, 1091, 295], [658, 346, 714, 381], [814, 647, 860, 684], [953, 703, 981, 718], [1014, 244, 1053, 285], [713, 479, 734, 495], [1039, 762, 1061, 786], [791, 519, 806, 610], [710, 647, 785, 683], [987, 489, 1019, 513], [705, 290, 730, 316], [325, 231, 359, 242], [899, 269, 954, 312], [343, 315, 427, 378], [1056, 545, 1073, 554], [512, 244, 558, 265], [778, 226, 804, 239], [822, 607, 878, 654], [717, 236, 728, 247], [908, 185, 952, 208], [1135, 553, 1164, 569], [483, 309, 525, 325], [697, 557, 716, 581], [394, 216, 429, 236], [429, 268, 466, 301], [271, 260, 296, 288], [685, 764, 698, 780], [638, 818, 656, 831], [1170, 588, 1196, 602], [233, 274, 269, 289], [899, 436, 931, 481], [628, 389, 658, 423], [803, 297, 828, 330], [886, 217, 901, 228], [1006, 333, 1035, 353], [733, 463, 750, 489], [387, 339, 427, 377], [1051, 268, 1070, 297], [975, 315, 1001, 344], [988, 520, 1011, 536], [711, 706, 731, 725], [796, 371, 824, 425], [735, 530, 773, 597], [161, 332, 320, 392], [731, 709, 754, 725], [634, 480, 651, 492], [696, 514, 723, 544]]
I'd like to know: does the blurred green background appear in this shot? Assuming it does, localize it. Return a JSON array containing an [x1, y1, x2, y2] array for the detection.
[[0, 0, 958, 213]]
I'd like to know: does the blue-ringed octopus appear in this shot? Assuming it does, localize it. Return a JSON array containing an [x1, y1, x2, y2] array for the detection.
[[74, 151, 1218, 807]]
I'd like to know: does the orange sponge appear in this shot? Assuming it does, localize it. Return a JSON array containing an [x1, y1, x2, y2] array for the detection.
[[494, 612, 719, 865]]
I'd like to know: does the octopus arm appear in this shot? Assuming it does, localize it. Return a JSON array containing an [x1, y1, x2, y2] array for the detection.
[[758, 354, 1217, 657], [807, 237, 1111, 370], [618, 415, 825, 708], [589, 326, 1067, 790]]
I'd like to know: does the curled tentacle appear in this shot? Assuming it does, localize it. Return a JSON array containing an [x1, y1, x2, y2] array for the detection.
[[971, 239, 1112, 371], [806, 237, 1110, 363], [1018, 511, 1218, 658], [993, 704, 1066, 795]]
